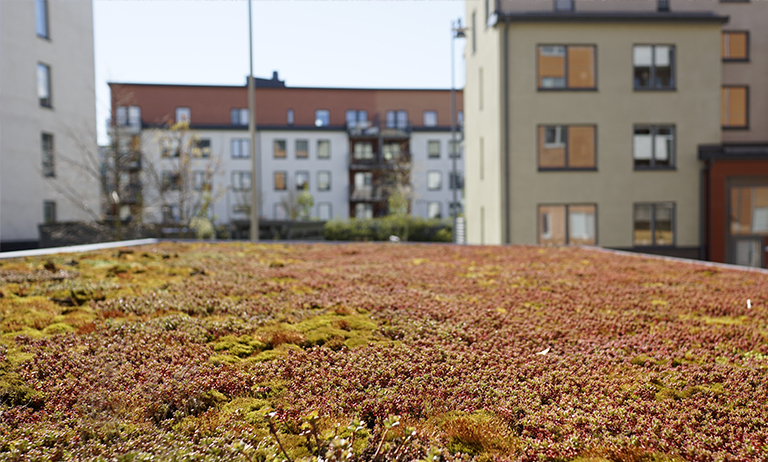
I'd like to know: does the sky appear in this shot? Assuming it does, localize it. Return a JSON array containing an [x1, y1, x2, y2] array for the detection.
[[93, 0, 468, 144]]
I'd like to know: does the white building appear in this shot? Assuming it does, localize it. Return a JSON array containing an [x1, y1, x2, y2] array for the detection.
[[109, 79, 464, 232], [0, 0, 99, 250]]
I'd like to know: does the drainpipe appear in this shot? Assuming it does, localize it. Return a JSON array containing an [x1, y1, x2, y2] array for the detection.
[[699, 156, 710, 261], [502, 18, 511, 245]]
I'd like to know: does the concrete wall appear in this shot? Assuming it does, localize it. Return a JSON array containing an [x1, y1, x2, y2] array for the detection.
[[505, 21, 722, 247], [0, 0, 98, 246]]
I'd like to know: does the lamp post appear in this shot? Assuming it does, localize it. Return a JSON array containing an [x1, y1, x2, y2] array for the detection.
[[248, 0, 259, 242], [451, 19, 466, 244]]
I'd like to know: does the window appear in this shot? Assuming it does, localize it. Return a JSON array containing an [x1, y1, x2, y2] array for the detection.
[[346, 110, 368, 128], [386, 110, 408, 129], [449, 140, 461, 158], [231, 108, 249, 125], [232, 171, 251, 191], [192, 139, 211, 158], [296, 171, 309, 191], [162, 171, 181, 191], [423, 111, 438, 127], [318, 140, 331, 159], [538, 45, 596, 90], [428, 140, 440, 159], [41, 133, 54, 177], [634, 203, 675, 246], [354, 172, 373, 189], [116, 106, 141, 129], [633, 125, 674, 168], [162, 205, 180, 223], [296, 139, 309, 159], [231, 139, 250, 158], [472, 11, 477, 54], [538, 125, 596, 170], [383, 143, 401, 162], [657, 0, 670, 11], [722, 86, 749, 129], [287, 109, 295, 126], [175, 107, 191, 123], [458, 111, 464, 127], [428, 202, 442, 219], [318, 203, 332, 221], [35, 0, 49, 38], [633, 45, 675, 90], [355, 203, 373, 220], [731, 186, 768, 235], [317, 171, 331, 191], [274, 171, 287, 191], [354, 142, 374, 160], [449, 172, 464, 190], [427, 171, 442, 190], [193, 171, 208, 191], [315, 110, 330, 127], [554, 0, 574, 11], [43, 201, 56, 224], [479, 68, 484, 110], [723, 32, 749, 61], [37, 63, 51, 107], [538, 204, 597, 245], [274, 139, 286, 159], [161, 138, 180, 158]]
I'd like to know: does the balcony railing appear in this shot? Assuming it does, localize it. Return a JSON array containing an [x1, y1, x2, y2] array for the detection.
[[349, 185, 385, 202], [346, 114, 412, 139], [349, 152, 412, 170]]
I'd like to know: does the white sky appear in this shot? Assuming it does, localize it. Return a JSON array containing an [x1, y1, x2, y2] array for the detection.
[[93, 0, 469, 144]]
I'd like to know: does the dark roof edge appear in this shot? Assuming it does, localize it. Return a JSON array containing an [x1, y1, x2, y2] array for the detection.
[[496, 11, 729, 24], [108, 82, 462, 93], [698, 143, 768, 161]]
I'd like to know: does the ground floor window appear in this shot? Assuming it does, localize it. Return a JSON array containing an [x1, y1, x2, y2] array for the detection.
[[538, 204, 596, 245], [633, 203, 674, 246], [355, 203, 373, 220]]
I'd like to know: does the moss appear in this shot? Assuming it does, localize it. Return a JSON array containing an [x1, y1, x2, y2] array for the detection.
[[42, 322, 74, 335], [251, 380, 287, 399], [0, 371, 43, 409], [208, 354, 241, 365], [630, 354, 658, 366]]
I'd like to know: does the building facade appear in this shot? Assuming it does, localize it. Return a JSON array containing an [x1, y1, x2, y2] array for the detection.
[[108, 78, 464, 231], [465, 0, 768, 267], [0, 0, 99, 250]]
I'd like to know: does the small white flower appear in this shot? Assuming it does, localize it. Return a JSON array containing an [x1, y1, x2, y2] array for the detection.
[[747, 299, 752, 309], [536, 347, 550, 356]]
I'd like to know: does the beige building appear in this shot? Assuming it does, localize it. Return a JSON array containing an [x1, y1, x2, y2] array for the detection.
[[465, 0, 767, 261], [0, 0, 99, 250]]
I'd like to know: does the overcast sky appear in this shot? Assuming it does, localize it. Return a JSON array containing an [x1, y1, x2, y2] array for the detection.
[[93, 0, 468, 144]]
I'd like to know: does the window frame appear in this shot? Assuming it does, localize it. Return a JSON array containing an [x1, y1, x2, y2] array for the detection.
[[161, 171, 181, 191], [318, 203, 332, 221], [722, 85, 750, 130], [175, 107, 191, 123], [537, 204, 598, 245], [423, 111, 438, 127], [231, 171, 251, 191], [230, 108, 249, 126], [35, 0, 49, 39], [41, 133, 54, 178], [537, 124, 598, 171], [231, 138, 250, 159], [287, 109, 295, 126], [554, 0, 574, 11], [722, 31, 750, 62], [273, 139, 287, 159], [317, 139, 331, 159], [633, 44, 676, 91], [274, 171, 287, 191], [632, 124, 676, 170], [43, 200, 56, 225], [37, 63, 52, 108], [633, 202, 676, 247], [296, 139, 309, 159], [315, 109, 330, 127], [428, 140, 441, 159], [192, 139, 211, 158], [296, 171, 309, 191], [427, 201, 442, 220], [427, 171, 443, 191], [317, 171, 331, 192], [537, 44, 597, 91]]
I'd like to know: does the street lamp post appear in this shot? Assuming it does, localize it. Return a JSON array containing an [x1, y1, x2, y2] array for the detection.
[[451, 19, 466, 244], [248, 0, 259, 242]]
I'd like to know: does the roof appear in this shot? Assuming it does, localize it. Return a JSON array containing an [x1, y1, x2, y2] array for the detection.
[[496, 11, 729, 23]]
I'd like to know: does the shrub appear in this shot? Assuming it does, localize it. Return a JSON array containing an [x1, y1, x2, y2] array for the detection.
[[324, 217, 452, 242]]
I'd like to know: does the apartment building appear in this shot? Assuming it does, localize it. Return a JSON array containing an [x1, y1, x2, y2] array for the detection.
[[465, 0, 768, 267], [108, 78, 464, 230], [0, 0, 99, 250]]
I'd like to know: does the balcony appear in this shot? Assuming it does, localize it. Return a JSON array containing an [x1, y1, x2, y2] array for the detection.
[[349, 185, 385, 202], [119, 152, 142, 171], [346, 115, 412, 139], [349, 152, 412, 170]]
